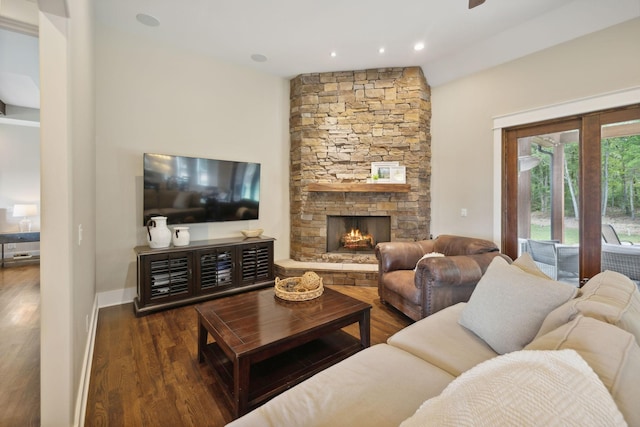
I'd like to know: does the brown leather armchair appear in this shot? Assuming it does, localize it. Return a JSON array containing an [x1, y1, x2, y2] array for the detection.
[[375, 235, 508, 321]]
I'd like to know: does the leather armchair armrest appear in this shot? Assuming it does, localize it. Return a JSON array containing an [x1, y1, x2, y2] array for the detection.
[[414, 252, 506, 288], [376, 241, 435, 272], [415, 252, 510, 316]]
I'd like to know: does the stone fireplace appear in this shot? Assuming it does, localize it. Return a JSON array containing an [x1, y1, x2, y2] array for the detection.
[[277, 66, 431, 286]]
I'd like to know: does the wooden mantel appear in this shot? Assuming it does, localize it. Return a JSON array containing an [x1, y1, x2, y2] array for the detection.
[[307, 183, 411, 193]]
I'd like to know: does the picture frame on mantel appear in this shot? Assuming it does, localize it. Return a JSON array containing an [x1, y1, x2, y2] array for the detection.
[[371, 161, 399, 183], [390, 166, 406, 184]]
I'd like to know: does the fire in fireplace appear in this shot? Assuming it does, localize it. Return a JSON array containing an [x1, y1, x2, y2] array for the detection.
[[327, 216, 391, 254], [341, 228, 375, 250]]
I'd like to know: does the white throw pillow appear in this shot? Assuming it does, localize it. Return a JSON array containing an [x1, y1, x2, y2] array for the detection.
[[459, 256, 577, 354], [413, 252, 445, 271], [399, 349, 626, 427], [526, 315, 640, 426]]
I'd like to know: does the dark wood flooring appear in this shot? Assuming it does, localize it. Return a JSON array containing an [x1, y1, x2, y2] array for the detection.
[[0, 266, 410, 427], [85, 285, 411, 427], [0, 264, 40, 427]]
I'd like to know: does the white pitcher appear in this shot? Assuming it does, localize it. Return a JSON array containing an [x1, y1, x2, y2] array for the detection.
[[172, 226, 191, 247], [146, 216, 171, 249]]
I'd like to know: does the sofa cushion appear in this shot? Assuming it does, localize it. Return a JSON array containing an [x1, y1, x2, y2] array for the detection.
[[579, 270, 640, 340], [388, 303, 498, 376], [526, 315, 640, 426], [225, 344, 454, 427], [399, 349, 625, 427], [380, 270, 421, 305], [459, 256, 577, 354], [536, 270, 640, 341]]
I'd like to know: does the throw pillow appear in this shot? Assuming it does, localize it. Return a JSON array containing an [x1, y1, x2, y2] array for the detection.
[[399, 349, 625, 427], [414, 252, 445, 272], [580, 270, 640, 340], [511, 252, 552, 279], [459, 256, 577, 354], [526, 315, 640, 426], [536, 270, 640, 341]]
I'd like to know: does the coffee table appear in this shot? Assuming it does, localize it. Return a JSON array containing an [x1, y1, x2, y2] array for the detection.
[[196, 286, 372, 418]]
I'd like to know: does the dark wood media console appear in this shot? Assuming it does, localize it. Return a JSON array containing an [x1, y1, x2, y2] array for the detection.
[[134, 236, 275, 316]]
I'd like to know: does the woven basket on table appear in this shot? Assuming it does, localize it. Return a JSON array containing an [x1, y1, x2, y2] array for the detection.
[[274, 271, 324, 301]]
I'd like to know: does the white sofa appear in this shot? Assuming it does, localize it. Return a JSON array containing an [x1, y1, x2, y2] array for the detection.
[[227, 255, 640, 426]]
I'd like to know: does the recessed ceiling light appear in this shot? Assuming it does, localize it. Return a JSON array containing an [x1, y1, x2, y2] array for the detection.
[[136, 13, 160, 27], [251, 54, 268, 63], [330, 51, 337, 58], [414, 42, 425, 51], [378, 47, 385, 54]]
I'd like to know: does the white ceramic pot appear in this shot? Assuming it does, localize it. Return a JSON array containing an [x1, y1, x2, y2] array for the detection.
[[146, 216, 171, 249], [172, 226, 191, 247]]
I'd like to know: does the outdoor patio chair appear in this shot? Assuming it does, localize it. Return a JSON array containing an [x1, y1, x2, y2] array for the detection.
[[526, 239, 579, 282], [526, 240, 558, 279], [556, 244, 579, 281], [602, 224, 634, 245], [601, 243, 640, 285]]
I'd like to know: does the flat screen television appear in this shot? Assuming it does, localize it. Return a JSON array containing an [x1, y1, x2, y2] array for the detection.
[[143, 153, 260, 225]]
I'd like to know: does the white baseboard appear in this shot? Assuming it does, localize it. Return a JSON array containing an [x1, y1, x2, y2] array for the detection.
[[74, 294, 99, 427]]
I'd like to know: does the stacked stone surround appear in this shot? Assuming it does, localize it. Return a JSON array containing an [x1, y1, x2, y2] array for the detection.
[[283, 67, 431, 285]]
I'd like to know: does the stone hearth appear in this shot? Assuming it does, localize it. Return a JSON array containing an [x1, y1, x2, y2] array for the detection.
[[278, 66, 431, 286]]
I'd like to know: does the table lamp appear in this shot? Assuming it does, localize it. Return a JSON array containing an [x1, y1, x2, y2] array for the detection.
[[13, 204, 38, 232]]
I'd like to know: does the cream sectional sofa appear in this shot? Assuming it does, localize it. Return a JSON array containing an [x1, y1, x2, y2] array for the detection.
[[227, 255, 640, 427]]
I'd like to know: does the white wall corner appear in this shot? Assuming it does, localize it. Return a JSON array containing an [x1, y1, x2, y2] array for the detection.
[[97, 287, 136, 308]]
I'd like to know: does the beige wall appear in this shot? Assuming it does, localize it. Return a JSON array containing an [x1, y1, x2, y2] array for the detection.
[[94, 25, 290, 295], [430, 18, 640, 244]]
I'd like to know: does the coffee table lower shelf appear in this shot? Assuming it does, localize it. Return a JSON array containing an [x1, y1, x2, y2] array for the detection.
[[202, 330, 363, 413]]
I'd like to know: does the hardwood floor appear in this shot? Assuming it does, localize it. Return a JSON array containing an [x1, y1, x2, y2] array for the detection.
[[0, 264, 40, 427], [85, 285, 411, 427], [0, 265, 411, 427]]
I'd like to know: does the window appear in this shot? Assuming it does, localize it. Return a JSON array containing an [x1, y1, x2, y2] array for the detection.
[[502, 104, 640, 283]]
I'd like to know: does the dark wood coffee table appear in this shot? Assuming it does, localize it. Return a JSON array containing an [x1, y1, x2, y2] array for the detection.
[[196, 286, 371, 418]]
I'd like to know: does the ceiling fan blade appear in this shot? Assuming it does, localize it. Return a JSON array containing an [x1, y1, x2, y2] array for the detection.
[[469, 0, 486, 9]]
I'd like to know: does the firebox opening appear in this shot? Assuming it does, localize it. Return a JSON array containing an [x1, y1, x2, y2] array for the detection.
[[327, 215, 391, 254]]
